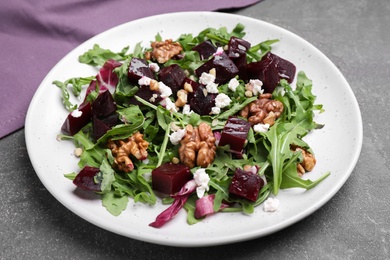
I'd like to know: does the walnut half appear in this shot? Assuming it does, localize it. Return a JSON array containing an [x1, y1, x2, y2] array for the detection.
[[145, 39, 183, 64], [239, 93, 284, 126], [179, 122, 216, 168], [291, 145, 317, 176], [108, 132, 149, 173]]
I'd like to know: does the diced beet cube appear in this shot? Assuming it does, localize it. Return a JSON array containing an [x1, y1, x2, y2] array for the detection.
[[218, 117, 251, 155], [183, 77, 200, 102], [128, 85, 161, 106], [192, 40, 218, 60], [195, 52, 239, 84], [92, 115, 117, 141], [189, 85, 217, 115], [73, 166, 101, 192], [92, 90, 116, 119], [229, 168, 264, 202], [152, 162, 192, 195], [227, 36, 251, 59], [61, 102, 92, 136], [246, 52, 296, 93], [158, 64, 186, 95], [127, 57, 155, 83]]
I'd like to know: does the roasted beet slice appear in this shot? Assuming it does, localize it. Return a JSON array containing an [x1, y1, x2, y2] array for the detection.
[[218, 117, 251, 156], [229, 168, 264, 202], [158, 64, 186, 95], [73, 166, 101, 192], [128, 85, 161, 106], [192, 40, 218, 60], [127, 57, 155, 83], [189, 85, 216, 115], [61, 102, 92, 136], [246, 52, 296, 93], [152, 162, 192, 195], [92, 90, 116, 118], [195, 52, 239, 84], [227, 36, 251, 59], [183, 77, 200, 102], [92, 115, 119, 141]]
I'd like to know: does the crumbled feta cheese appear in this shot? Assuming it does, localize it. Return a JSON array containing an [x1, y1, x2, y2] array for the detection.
[[210, 106, 221, 115], [253, 123, 270, 133], [169, 128, 186, 145], [71, 109, 82, 118], [138, 76, 151, 86], [199, 72, 215, 85], [264, 197, 280, 212], [162, 97, 177, 112], [142, 158, 149, 164], [193, 168, 210, 198], [182, 104, 193, 115], [213, 47, 224, 56], [149, 62, 160, 72], [149, 93, 158, 103], [205, 82, 219, 94], [228, 78, 240, 92], [158, 81, 172, 98], [215, 93, 231, 108], [247, 79, 264, 95]]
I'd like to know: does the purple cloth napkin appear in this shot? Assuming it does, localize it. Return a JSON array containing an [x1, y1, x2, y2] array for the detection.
[[0, 0, 261, 138]]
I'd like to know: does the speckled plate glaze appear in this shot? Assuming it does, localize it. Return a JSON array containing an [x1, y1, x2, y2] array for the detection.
[[25, 12, 363, 247]]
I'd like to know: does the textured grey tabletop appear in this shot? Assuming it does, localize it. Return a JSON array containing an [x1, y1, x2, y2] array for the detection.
[[1, 0, 389, 259]]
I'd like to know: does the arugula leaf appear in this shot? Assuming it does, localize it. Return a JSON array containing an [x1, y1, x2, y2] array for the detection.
[[79, 44, 130, 66], [262, 72, 327, 195], [102, 190, 129, 216], [53, 76, 95, 111]]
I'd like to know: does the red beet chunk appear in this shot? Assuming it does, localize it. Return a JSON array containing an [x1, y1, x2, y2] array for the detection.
[[218, 117, 251, 155], [189, 85, 217, 115], [92, 90, 116, 118], [158, 64, 186, 95], [152, 163, 192, 195], [61, 102, 92, 136], [227, 36, 251, 59], [229, 168, 264, 202], [192, 40, 218, 60], [128, 85, 161, 106], [92, 114, 119, 141], [183, 77, 200, 102], [195, 52, 239, 84], [73, 166, 101, 192], [246, 52, 296, 93], [127, 57, 155, 83]]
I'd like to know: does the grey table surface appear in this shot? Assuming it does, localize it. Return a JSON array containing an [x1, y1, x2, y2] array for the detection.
[[1, 0, 389, 259]]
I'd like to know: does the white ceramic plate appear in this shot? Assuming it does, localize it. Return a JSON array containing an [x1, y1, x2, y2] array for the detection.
[[25, 12, 362, 247]]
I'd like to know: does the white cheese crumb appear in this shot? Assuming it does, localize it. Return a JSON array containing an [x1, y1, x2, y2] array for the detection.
[[264, 197, 280, 212], [158, 81, 173, 98], [215, 93, 231, 108], [247, 79, 264, 95], [169, 128, 186, 145], [205, 82, 219, 94], [228, 78, 240, 92], [182, 104, 193, 115], [138, 76, 151, 86], [149, 62, 160, 72], [199, 72, 215, 85], [213, 47, 224, 56], [71, 109, 82, 118], [161, 97, 177, 112], [253, 123, 270, 133], [193, 168, 210, 198], [210, 106, 221, 115]]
